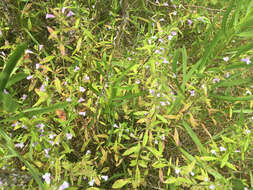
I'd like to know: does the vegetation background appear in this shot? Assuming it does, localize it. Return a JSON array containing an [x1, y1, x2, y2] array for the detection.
[[0, 0, 252, 189]]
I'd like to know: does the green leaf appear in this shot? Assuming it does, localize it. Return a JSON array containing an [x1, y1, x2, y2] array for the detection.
[[209, 94, 253, 101], [142, 130, 148, 146], [182, 121, 207, 155], [112, 179, 130, 189], [232, 178, 245, 190], [1, 93, 19, 112], [40, 56, 55, 64], [123, 144, 140, 156], [6, 72, 28, 88], [152, 161, 167, 168], [146, 147, 161, 158], [0, 43, 26, 93]]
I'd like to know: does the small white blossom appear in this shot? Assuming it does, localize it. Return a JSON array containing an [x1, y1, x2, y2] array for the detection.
[[42, 173, 51, 185], [101, 175, 108, 181], [59, 181, 69, 190], [89, 178, 95, 186], [79, 86, 85, 92], [219, 146, 226, 152], [223, 56, 229, 62], [66, 133, 73, 140], [175, 168, 180, 175], [211, 149, 217, 155], [209, 185, 215, 190]]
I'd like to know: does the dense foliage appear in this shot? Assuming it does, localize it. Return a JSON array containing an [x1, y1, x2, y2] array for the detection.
[[0, 0, 252, 189]]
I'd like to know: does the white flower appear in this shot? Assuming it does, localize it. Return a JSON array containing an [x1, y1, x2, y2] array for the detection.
[[223, 56, 229, 62], [211, 149, 217, 155], [27, 75, 33, 80], [245, 129, 251, 134], [42, 173, 51, 185], [59, 181, 69, 190], [209, 185, 215, 190], [175, 168, 180, 175], [15, 142, 24, 148], [79, 86, 85, 92], [219, 146, 226, 152], [66, 133, 73, 140], [101, 175, 108, 181], [66, 97, 72, 102], [79, 112, 86, 116], [89, 178, 95, 186], [190, 171, 195, 176]]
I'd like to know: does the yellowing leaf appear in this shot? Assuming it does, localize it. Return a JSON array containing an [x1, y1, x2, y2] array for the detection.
[[112, 179, 130, 189], [174, 128, 180, 146], [59, 43, 65, 56], [157, 22, 162, 32], [54, 77, 62, 93], [40, 56, 55, 64], [47, 26, 58, 40]]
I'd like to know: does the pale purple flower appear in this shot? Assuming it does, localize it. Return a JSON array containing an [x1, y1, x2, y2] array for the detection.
[[128, 57, 131, 61], [25, 49, 34, 54], [241, 58, 251, 65], [15, 142, 24, 148], [48, 140, 54, 145], [163, 2, 168, 6], [114, 124, 119, 128], [219, 146, 226, 152], [157, 93, 161, 97], [161, 134, 165, 140], [79, 86, 85, 92], [189, 90, 195, 96], [173, 11, 177, 15], [187, 19, 193, 25], [209, 185, 215, 190], [62, 7, 66, 13], [171, 31, 177, 36], [101, 175, 108, 181], [245, 129, 251, 134], [155, 0, 159, 4], [162, 57, 169, 64], [49, 134, 56, 139], [78, 97, 85, 103], [74, 66, 80, 72], [190, 171, 195, 176], [79, 111, 86, 116], [84, 75, 90, 81], [136, 80, 140, 84], [12, 121, 19, 127], [211, 149, 217, 155], [212, 78, 220, 83], [64, 81, 68, 85], [0, 30, 2, 36], [36, 63, 40, 69], [223, 56, 229, 62], [27, 75, 33, 80], [198, 17, 205, 22], [44, 148, 50, 157], [66, 133, 73, 140], [235, 150, 240, 153], [154, 140, 158, 144], [39, 45, 43, 51], [160, 101, 166, 106], [168, 35, 173, 40], [59, 181, 69, 190], [67, 11, 75, 17], [22, 125, 27, 129], [66, 97, 72, 102], [158, 38, 164, 43], [89, 178, 95, 186], [3, 89, 8, 94], [149, 89, 155, 95], [155, 49, 161, 54], [46, 14, 55, 19], [42, 173, 51, 185], [40, 84, 45, 92], [225, 72, 230, 78]]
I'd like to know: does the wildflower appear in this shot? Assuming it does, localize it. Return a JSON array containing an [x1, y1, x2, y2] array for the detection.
[[157, 93, 161, 97], [66, 97, 72, 102], [44, 148, 50, 158], [173, 11, 177, 15], [162, 57, 169, 64], [46, 14, 55, 19], [211, 149, 217, 155], [175, 168, 181, 175], [27, 75, 33, 80], [62, 7, 66, 13], [59, 181, 69, 190], [148, 39, 151, 44], [163, 2, 168, 6], [212, 78, 220, 83], [155, 49, 161, 54], [128, 57, 132, 61], [22, 125, 27, 129], [204, 177, 209, 182], [36, 64, 40, 69], [245, 129, 251, 134], [48, 140, 54, 145], [187, 19, 193, 25], [79, 111, 86, 116], [67, 11, 75, 17], [171, 31, 177, 36], [225, 72, 230, 78], [0, 30, 2, 36], [89, 178, 95, 186], [161, 134, 165, 140], [166, 101, 170, 105], [219, 146, 226, 152], [42, 173, 51, 185], [159, 38, 164, 43], [66, 133, 73, 140], [84, 75, 90, 81], [25, 49, 34, 54], [101, 175, 108, 181], [246, 90, 251, 95], [15, 142, 24, 148], [64, 81, 68, 85], [74, 66, 80, 72], [190, 171, 195, 176], [136, 80, 140, 84], [209, 185, 215, 190], [3, 89, 8, 94], [86, 150, 91, 155], [189, 90, 195, 96], [149, 89, 155, 95], [241, 58, 251, 65], [155, 61, 159, 65], [168, 35, 173, 40], [78, 97, 85, 103], [160, 101, 166, 106], [39, 45, 43, 51], [155, 0, 159, 4], [79, 86, 85, 92], [49, 134, 56, 139], [40, 84, 45, 92], [223, 56, 229, 62]]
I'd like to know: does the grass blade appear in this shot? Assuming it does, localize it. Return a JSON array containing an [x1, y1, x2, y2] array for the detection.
[[182, 121, 207, 155]]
